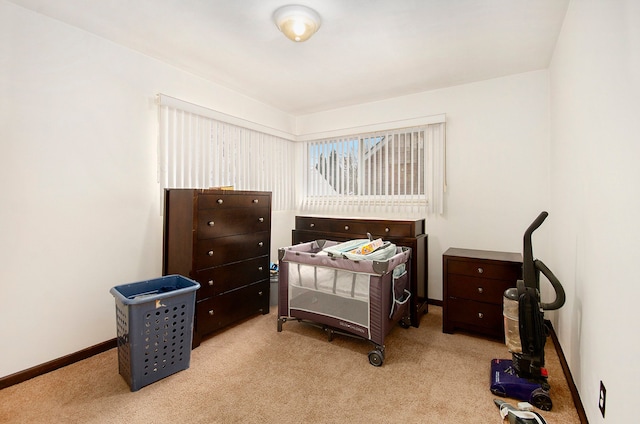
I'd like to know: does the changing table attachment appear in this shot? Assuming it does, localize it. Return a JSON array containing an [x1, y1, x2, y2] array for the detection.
[[277, 239, 412, 366]]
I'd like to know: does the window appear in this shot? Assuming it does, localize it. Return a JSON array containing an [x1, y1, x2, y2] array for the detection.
[[301, 123, 446, 215], [157, 94, 446, 215]]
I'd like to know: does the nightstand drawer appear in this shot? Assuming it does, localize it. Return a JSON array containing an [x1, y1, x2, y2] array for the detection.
[[447, 259, 519, 280], [447, 274, 515, 305], [446, 298, 504, 333]]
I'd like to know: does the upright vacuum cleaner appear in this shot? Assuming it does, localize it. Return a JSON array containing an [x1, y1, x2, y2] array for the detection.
[[491, 211, 566, 411]]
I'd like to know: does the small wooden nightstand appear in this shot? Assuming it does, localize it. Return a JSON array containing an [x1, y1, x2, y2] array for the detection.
[[442, 248, 522, 339]]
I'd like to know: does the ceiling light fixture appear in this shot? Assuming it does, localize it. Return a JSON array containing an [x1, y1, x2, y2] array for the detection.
[[273, 5, 321, 42]]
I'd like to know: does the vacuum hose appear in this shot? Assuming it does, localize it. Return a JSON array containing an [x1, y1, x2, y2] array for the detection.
[[535, 259, 566, 311]]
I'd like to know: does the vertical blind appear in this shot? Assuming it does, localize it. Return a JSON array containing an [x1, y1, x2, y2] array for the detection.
[[157, 96, 297, 211], [301, 122, 446, 215]]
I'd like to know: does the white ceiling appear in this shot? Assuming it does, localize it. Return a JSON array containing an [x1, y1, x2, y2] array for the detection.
[[7, 0, 570, 115]]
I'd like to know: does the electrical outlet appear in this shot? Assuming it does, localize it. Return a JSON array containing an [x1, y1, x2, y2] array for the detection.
[[599, 380, 606, 418]]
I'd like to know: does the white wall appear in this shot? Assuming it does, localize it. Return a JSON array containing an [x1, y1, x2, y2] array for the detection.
[[5, 2, 636, 421], [1, 0, 554, 378], [548, 1, 640, 422], [297, 71, 552, 302], [0, 1, 295, 377]]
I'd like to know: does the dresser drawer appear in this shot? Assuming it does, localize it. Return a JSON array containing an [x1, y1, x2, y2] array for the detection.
[[198, 193, 270, 209], [194, 256, 270, 300], [295, 216, 423, 238], [197, 207, 270, 239], [293, 230, 348, 244], [195, 231, 270, 269], [447, 259, 520, 280], [446, 298, 504, 333], [447, 274, 515, 305], [196, 280, 269, 335]]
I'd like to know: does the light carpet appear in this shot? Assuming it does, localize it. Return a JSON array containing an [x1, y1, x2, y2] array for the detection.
[[0, 306, 580, 423]]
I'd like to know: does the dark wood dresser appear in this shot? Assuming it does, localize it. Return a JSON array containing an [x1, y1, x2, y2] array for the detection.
[[163, 189, 271, 347], [442, 248, 522, 339], [292, 215, 428, 327]]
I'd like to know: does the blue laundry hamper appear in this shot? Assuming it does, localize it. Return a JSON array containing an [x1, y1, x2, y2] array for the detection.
[[110, 275, 200, 391]]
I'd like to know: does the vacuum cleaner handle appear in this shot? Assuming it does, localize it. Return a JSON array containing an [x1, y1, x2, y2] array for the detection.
[[525, 211, 549, 237], [522, 212, 549, 290], [534, 259, 566, 311]]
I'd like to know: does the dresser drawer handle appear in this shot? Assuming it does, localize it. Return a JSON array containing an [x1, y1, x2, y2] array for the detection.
[[310, 223, 315, 228], [385, 227, 390, 233], [477, 267, 484, 274], [259, 217, 264, 223], [477, 287, 484, 294], [344, 225, 349, 230], [478, 312, 484, 319], [258, 291, 263, 296], [208, 250, 214, 256], [258, 266, 263, 271], [217, 199, 223, 204], [208, 221, 215, 227], [208, 280, 214, 286], [258, 242, 264, 247], [208, 310, 214, 316], [253, 199, 259, 203]]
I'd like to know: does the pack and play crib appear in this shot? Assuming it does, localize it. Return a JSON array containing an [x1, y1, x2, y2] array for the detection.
[[277, 239, 412, 366]]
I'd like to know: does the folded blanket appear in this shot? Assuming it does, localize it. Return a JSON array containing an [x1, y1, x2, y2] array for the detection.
[[322, 239, 397, 261]]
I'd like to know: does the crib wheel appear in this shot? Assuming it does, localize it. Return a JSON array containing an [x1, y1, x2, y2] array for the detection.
[[399, 317, 411, 329], [368, 350, 384, 367], [326, 327, 334, 342]]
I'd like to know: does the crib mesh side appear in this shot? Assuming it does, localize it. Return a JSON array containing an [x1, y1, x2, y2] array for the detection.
[[288, 263, 371, 329]]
